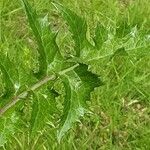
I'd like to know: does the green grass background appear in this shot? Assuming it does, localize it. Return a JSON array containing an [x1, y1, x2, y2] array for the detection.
[[1, 0, 150, 149]]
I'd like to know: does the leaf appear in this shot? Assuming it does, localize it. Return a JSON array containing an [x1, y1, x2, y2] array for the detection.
[[0, 54, 15, 100], [22, 0, 60, 78], [30, 88, 58, 137], [93, 22, 108, 50], [0, 63, 15, 99], [57, 64, 103, 142], [40, 15, 60, 65], [22, 0, 47, 78], [53, 2, 87, 57]]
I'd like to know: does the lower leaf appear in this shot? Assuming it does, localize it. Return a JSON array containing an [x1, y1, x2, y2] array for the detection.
[[57, 64, 103, 142]]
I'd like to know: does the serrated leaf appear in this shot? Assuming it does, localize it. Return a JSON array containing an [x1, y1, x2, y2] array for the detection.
[[22, 0, 47, 78], [0, 54, 15, 100], [0, 52, 19, 83], [53, 3, 87, 57], [30, 89, 58, 137], [0, 63, 15, 99], [40, 15, 60, 65], [57, 64, 103, 142], [93, 23, 108, 50], [22, 0, 60, 78]]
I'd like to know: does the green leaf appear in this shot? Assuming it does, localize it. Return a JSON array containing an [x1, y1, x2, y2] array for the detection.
[[57, 64, 103, 142], [53, 3, 87, 57], [40, 15, 60, 65], [22, 0, 47, 78], [93, 22, 108, 50], [22, 0, 61, 78], [0, 63, 14, 99], [0, 54, 15, 100], [30, 88, 58, 137]]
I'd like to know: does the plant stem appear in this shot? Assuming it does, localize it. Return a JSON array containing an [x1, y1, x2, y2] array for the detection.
[[0, 64, 79, 116]]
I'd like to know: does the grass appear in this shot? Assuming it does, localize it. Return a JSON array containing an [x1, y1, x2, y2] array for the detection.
[[1, 0, 150, 149]]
